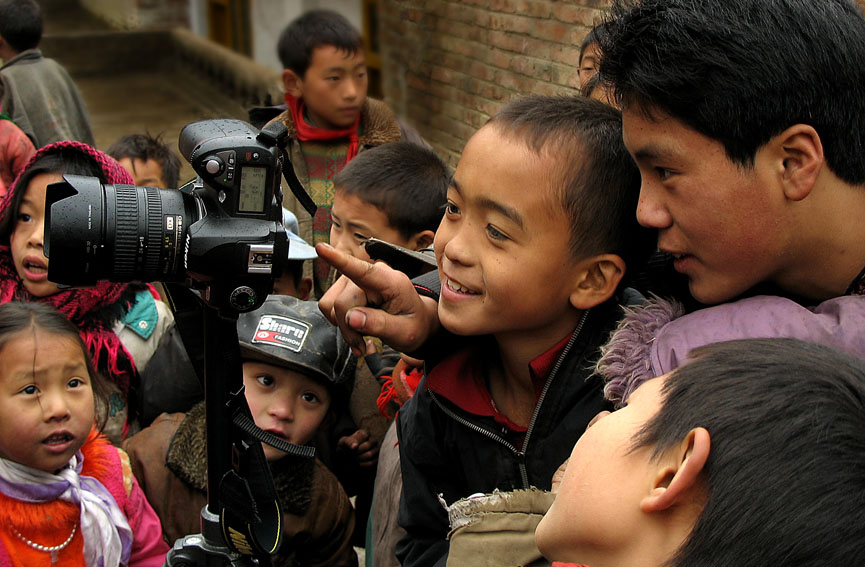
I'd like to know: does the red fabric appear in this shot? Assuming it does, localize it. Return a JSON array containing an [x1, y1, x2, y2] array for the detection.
[[285, 93, 360, 162], [0, 141, 141, 424], [376, 363, 423, 418]]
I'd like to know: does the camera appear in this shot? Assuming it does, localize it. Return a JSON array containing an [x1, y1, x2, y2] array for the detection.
[[44, 119, 290, 312]]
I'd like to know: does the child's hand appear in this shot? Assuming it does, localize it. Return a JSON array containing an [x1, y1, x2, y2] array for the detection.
[[316, 243, 440, 355], [336, 429, 380, 468]]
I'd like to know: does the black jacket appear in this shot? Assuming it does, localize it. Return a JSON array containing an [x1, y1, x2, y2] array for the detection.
[[395, 300, 621, 567]]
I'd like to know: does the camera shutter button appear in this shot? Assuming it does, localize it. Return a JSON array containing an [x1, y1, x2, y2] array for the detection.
[[205, 158, 222, 174]]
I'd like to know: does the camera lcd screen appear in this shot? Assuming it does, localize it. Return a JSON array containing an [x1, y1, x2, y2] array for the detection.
[[239, 166, 267, 213]]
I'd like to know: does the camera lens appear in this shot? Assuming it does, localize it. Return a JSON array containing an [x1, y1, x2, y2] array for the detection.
[[45, 174, 198, 285]]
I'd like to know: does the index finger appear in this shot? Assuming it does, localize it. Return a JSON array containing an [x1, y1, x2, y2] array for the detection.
[[316, 242, 395, 297]]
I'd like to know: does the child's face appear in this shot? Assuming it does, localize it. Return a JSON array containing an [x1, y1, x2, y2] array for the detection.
[[117, 157, 167, 188], [296, 45, 368, 130], [434, 125, 589, 346], [10, 173, 61, 297], [330, 190, 415, 262], [535, 377, 666, 565], [0, 329, 95, 473], [242, 360, 331, 461], [579, 42, 601, 89]]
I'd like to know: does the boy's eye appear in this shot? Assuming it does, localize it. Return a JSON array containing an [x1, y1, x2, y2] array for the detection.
[[256, 375, 275, 387], [21, 384, 38, 395], [301, 392, 321, 404], [486, 224, 507, 241], [353, 232, 370, 244], [444, 202, 460, 216], [330, 217, 341, 229], [655, 167, 673, 181]]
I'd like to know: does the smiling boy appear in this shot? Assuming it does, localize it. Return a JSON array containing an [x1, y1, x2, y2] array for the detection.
[[598, 0, 865, 305], [350, 95, 655, 567], [273, 9, 423, 299], [536, 338, 865, 567]]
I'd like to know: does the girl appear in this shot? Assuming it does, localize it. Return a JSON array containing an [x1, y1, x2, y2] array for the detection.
[[0, 301, 168, 566], [0, 140, 196, 441]]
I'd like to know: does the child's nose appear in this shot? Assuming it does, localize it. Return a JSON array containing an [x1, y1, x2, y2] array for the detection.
[[342, 78, 359, 100], [29, 223, 45, 248], [41, 392, 71, 421], [270, 399, 295, 421]]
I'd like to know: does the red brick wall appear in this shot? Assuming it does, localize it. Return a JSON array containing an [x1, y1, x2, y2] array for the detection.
[[379, 0, 609, 165]]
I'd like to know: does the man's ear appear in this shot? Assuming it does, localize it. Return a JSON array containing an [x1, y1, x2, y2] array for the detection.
[[407, 230, 435, 252], [641, 427, 710, 513], [772, 124, 824, 202], [282, 69, 304, 98], [569, 253, 626, 310], [297, 275, 313, 301]]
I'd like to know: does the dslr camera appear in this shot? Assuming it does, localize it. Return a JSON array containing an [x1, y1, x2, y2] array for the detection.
[[44, 119, 293, 312]]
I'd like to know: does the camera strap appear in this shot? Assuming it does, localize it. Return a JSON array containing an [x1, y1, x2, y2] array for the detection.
[[280, 159, 318, 218]]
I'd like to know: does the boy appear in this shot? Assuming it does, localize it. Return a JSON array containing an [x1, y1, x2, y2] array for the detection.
[[330, 141, 448, 263], [322, 95, 652, 566], [273, 9, 424, 298], [598, 0, 865, 305], [107, 132, 182, 189], [124, 295, 359, 567], [0, 0, 94, 147], [536, 338, 865, 567]]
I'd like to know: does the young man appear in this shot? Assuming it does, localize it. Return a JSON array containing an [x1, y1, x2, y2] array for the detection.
[[272, 9, 424, 298], [107, 132, 182, 189], [0, 0, 94, 148], [535, 338, 865, 567], [598, 0, 865, 305]]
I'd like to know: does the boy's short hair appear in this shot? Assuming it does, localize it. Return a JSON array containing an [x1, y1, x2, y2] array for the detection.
[[0, 0, 42, 53], [599, 0, 865, 185], [332, 142, 449, 241], [236, 295, 356, 402], [277, 9, 364, 77], [107, 133, 182, 189], [634, 338, 865, 566], [487, 95, 655, 270]]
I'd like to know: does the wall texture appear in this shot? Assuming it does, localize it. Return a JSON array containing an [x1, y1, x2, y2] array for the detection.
[[379, 0, 609, 165]]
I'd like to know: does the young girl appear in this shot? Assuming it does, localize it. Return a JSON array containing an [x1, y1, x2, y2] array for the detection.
[[0, 140, 196, 441], [0, 301, 168, 566]]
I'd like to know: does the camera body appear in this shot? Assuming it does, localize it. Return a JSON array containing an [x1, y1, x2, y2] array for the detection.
[[45, 119, 290, 312]]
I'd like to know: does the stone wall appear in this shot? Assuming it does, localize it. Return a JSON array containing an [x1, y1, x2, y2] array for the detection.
[[379, 0, 608, 165]]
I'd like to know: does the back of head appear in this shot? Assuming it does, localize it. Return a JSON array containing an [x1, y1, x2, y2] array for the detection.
[[277, 9, 363, 77], [600, 0, 865, 185], [0, 0, 42, 53], [635, 338, 865, 566], [488, 95, 655, 273], [333, 142, 450, 240], [107, 133, 182, 189], [236, 295, 356, 404]]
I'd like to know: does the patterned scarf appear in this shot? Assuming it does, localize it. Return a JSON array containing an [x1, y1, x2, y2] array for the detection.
[[285, 93, 361, 162], [0, 450, 132, 566], [0, 141, 141, 422]]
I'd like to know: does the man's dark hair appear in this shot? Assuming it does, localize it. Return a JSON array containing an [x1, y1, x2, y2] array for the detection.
[[634, 338, 865, 567], [333, 142, 450, 240], [277, 9, 364, 77], [599, 0, 865, 185], [107, 132, 182, 189], [487, 95, 655, 271], [0, 0, 42, 53]]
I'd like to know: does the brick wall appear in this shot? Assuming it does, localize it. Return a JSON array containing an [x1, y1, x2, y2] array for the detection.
[[379, 0, 609, 166]]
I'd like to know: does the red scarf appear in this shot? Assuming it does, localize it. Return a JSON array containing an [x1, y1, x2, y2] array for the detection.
[[285, 94, 361, 162]]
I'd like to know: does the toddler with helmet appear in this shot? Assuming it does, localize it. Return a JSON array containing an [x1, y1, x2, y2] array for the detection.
[[124, 295, 359, 567]]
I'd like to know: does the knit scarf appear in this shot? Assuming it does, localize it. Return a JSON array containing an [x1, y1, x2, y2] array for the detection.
[[0, 448, 132, 566], [285, 94, 360, 162]]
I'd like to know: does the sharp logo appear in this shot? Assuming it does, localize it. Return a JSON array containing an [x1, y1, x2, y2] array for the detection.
[[228, 527, 253, 555], [252, 315, 309, 352]]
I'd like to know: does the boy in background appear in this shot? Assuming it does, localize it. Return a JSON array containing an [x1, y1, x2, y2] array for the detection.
[[0, 0, 94, 147], [125, 295, 359, 567], [274, 209, 317, 299], [108, 132, 182, 189], [537, 338, 865, 567], [318, 94, 653, 566], [273, 9, 424, 298]]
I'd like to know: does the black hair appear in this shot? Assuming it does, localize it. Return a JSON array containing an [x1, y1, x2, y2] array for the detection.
[[0, 302, 110, 429], [276, 9, 364, 77], [0, 149, 105, 244], [634, 338, 865, 567], [487, 95, 655, 272], [578, 22, 607, 66], [0, 0, 42, 53], [107, 132, 182, 189], [333, 142, 450, 241], [600, 0, 865, 185]]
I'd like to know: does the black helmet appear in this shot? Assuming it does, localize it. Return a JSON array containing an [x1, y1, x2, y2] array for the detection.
[[236, 295, 355, 397]]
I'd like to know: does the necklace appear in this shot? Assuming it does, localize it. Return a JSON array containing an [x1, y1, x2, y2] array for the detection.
[[11, 523, 77, 565]]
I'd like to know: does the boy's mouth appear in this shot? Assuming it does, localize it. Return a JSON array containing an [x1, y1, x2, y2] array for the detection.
[[445, 278, 479, 295], [43, 432, 73, 445]]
